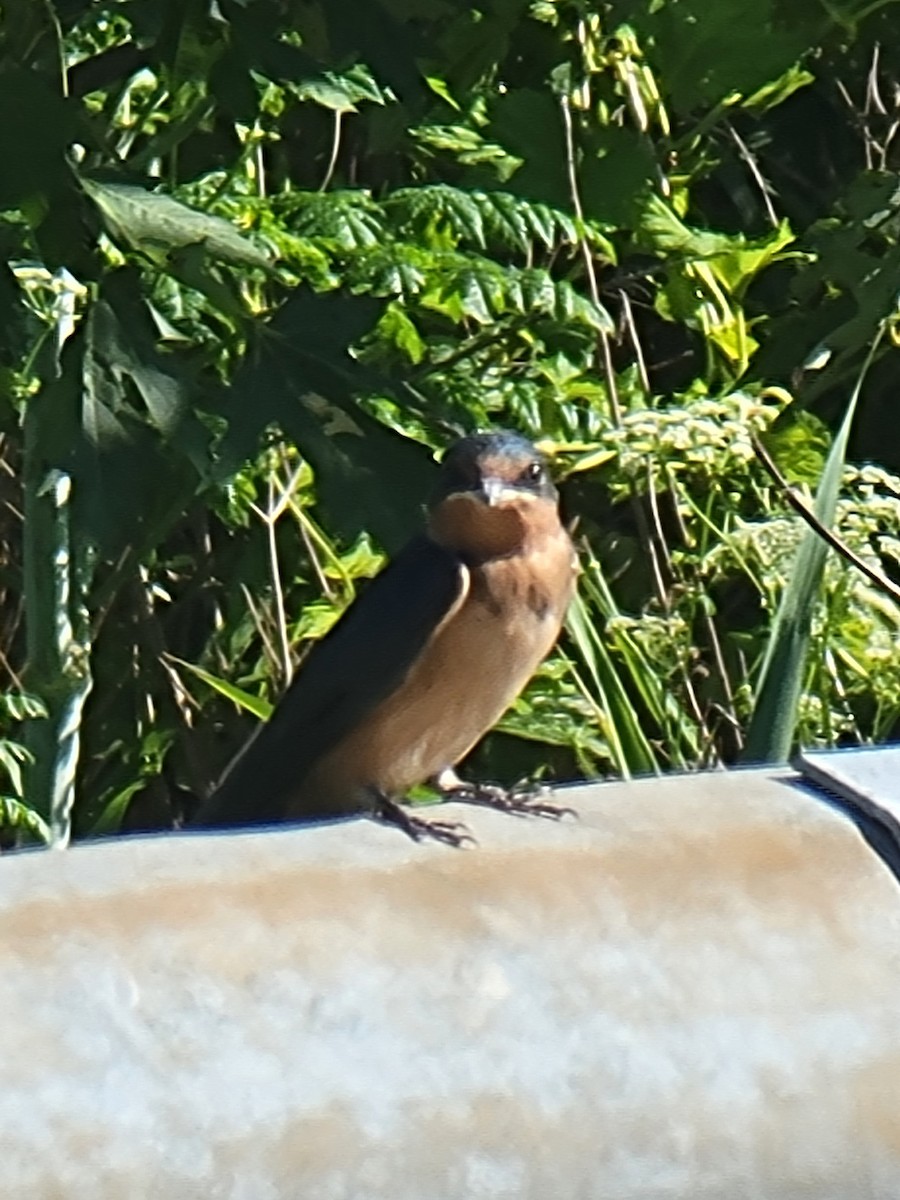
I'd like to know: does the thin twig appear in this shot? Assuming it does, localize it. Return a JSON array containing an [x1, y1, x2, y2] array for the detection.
[[239, 582, 281, 679], [320, 109, 343, 192], [295, 507, 333, 601], [727, 122, 779, 229], [644, 460, 673, 584], [837, 76, 876, 170], [0, 641, 24, 691], [560, 93, 622, 425], [248, 458, 307, 687], [629, 491, 669, 609], [264, 476, 292, 686], [866, 43, 886, 115], [158, 654, 202, 717], [679, 657, 717, 763], [619, 288, 650, 397], [559, 90, 679, 615], [752, 434, 900, 607], [663, 462, 692, 547], [255, 140, 266, 200], [703, 613, 742, 750]]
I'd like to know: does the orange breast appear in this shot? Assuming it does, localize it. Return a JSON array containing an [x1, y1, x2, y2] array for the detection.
[[290, 530, 576, 815]]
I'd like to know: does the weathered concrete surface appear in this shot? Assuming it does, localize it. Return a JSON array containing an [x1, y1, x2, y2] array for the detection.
[[2, 770, 900, 1199]]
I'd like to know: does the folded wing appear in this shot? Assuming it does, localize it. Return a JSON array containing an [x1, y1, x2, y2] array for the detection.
[[194, 536, 466, 827]]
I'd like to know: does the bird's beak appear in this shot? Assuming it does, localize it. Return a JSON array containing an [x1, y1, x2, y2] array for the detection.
[[443, 477, 518, 508], [479, 477, 506, 507]]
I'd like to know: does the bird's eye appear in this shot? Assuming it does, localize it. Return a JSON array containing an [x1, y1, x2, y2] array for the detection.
[[520, 461, 544, 486]]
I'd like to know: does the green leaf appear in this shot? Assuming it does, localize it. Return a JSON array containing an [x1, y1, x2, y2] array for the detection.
[[296, 64, 390, 112], [0, 691, 47, 722], [637, 193, 739, 260], [0, 795, 51, 844], [86, 781, 147, 838], [170, 657, 274, 719], [26, 273, 206, 562], [743, 331, 885, 763], [286, 191, 384, 250], [565, 593, 660, 777], [708, 220, 796, 296], [424, 75, 461, 111], [83, 178, 272, 270], [454, 267, 495, 323], [411, 126, 524, 181], [0, 739, 32, 796], [761, 410, 830, 487], [609, 0, 820, 113], [377, 303, 425, 363], [216, 288, 438, 553]]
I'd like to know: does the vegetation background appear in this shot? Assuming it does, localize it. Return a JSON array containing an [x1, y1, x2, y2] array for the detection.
[[3, 0, 900, 846]]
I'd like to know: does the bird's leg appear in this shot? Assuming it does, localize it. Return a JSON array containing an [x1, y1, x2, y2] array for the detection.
[[431, 768, 577, 821], [372, 790, 477, 847]]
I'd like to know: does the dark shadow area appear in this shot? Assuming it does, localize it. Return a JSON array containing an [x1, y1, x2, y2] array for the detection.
[[789, 773, 900, 886]]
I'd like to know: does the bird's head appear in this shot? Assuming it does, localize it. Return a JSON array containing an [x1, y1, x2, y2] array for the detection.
[[427, 431, 560, 561]]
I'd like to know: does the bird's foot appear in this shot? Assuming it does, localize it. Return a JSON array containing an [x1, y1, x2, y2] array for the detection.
[[434, 771, 576, 821], [373, 793, 477, 848]]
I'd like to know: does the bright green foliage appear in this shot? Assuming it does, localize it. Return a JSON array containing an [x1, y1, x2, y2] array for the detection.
[[0, 693, 51, 845], [2, 0, 900, 842]]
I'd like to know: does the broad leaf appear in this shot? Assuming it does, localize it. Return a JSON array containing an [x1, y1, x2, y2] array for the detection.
[[83, 178, 272, 270]]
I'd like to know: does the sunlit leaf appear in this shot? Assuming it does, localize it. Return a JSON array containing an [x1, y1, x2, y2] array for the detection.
[[171, 657, 274, 719]]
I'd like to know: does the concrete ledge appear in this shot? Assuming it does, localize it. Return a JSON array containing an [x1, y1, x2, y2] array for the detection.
[[2, 769, 900, 1198]]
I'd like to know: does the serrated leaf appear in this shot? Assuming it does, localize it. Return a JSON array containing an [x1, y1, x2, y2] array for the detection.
[[443, 190, 485, 248], [520, 201, 557, 248], [288, 191, 384, 250], [519, 267, 558, 314], [569, 287, 616, 333], [216, 288, 438, 553], [455, 268, 495, 323], [484, 192, 531, 252], [503, 271, 525, 312]]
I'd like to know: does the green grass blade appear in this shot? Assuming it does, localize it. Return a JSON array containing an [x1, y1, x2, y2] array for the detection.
[[565, 592, 659, 777], [171, 657, 274, 720], [579, 564, 700, 769], [742, 332, 884, 763]]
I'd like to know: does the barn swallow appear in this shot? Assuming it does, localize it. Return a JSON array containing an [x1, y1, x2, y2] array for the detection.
[[195, 430, 578, 843]]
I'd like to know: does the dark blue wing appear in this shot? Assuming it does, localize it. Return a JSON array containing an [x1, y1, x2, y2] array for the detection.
[[195, 535, 464, 827]]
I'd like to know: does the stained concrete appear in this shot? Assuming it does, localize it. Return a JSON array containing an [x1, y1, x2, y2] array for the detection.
[[2, 769, 900, 1198]]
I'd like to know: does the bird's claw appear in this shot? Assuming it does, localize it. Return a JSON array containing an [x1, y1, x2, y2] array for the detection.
[[443, 781, 576, 821], [374, 794, 477, 847]]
